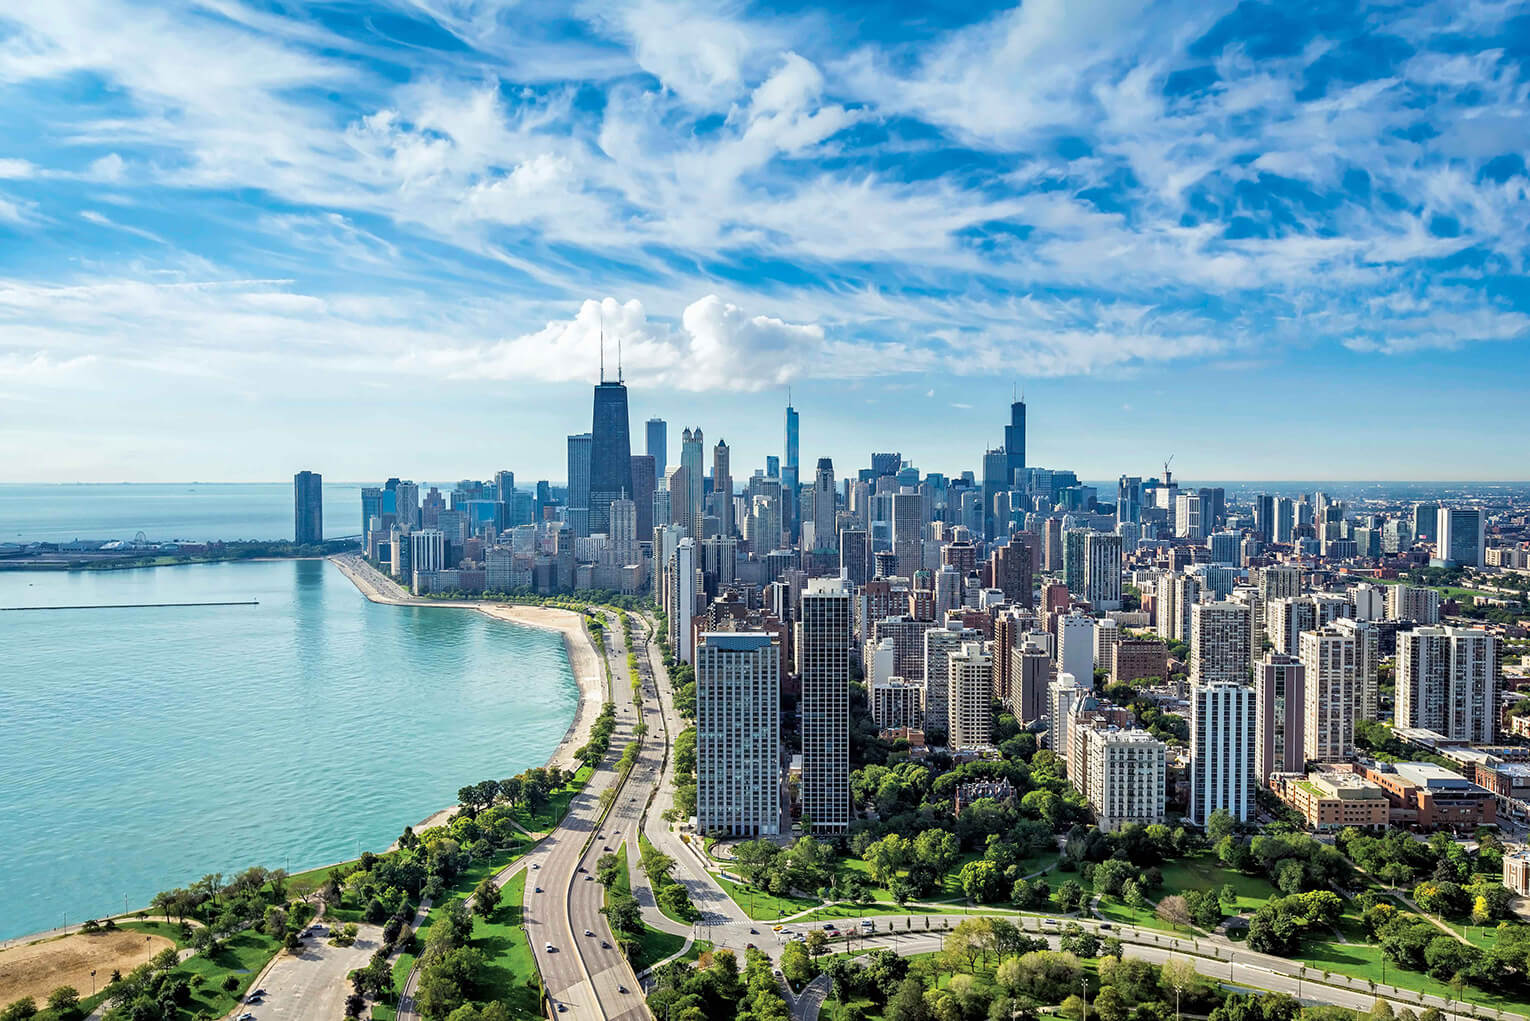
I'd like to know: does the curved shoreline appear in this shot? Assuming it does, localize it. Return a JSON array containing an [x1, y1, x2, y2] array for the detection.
[[0, 556, 604, 951], [327, 554, 606, 843]]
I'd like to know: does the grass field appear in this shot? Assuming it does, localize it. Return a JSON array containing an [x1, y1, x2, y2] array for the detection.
[[713, 872, 820, 921], [638, 833, 700, 927], [470, 871, 540, 1016], [171, 929, 283, 1019], [1156, 853, 1280, 914]]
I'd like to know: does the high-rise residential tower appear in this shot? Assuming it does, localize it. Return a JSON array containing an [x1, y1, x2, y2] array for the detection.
[[1301, 626, 1357, 762], [947, 643, 993, 750], [566, 432, 593, 536], [696, 632, 781, 837], [1191, 601, 1252, 687], [294, 471, 323, 545], [1396, 626, 1497, 743], [1255, 653, 1305, 782], [588, 380, 633, 536], [798, 576, 851, 833], [1190, 680, 1256, 824]]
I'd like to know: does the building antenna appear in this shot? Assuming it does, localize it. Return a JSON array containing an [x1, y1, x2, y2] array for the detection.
[[598, 303, 605, 384]]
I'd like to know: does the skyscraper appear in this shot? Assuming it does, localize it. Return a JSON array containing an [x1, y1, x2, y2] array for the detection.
[[1190, 601, 1252, 687], [1005, 399, 1026, 487], [947, 643, 993, 750], [630, 454, 656, 538], [1058, 612, 1096, 687], [782, 401, 800, 542], [1435, 507, 1485, 568], [811, 457, 836, 553], [680, 427, 704, 538], [798, 577, 851, 834], [1396, 626, 1497, 743], [646, 417, 667, 479], [1190, 681, 1256, 824], [1255, 653, 1305, 782], [1084, 532, 1123, 611], [588, 380, 633, 535], [712, 439, 733, 538], [1301, 626, 1357, 762], [294, 471, 323, 545], [696, 632, 781, 837], [981, 447, 1008, 539], [566, 432, 593, 537]]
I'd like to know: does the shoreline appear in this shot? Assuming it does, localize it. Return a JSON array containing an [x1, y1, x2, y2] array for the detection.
[[0, 554, 606, 950], [327, 554, 607, 844]]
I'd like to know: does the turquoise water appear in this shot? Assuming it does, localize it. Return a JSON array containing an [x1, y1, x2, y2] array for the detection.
[[0, 560, 576, 941]]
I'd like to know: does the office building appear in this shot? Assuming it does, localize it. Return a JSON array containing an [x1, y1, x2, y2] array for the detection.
[[1190, 680, 1256, 824], [811, 458, 837, 553], [798, 577, 852, 833], [696, 632, 781, 837], [1435, 507, 1485, 568], [1395, 626, 1498, 744], [1176, 492, 1205, 540], [1005, 400, 1026, 488], [947, 643, 993, 750], [1191, 601, 1252, 687], [588, 380, 633, 536], [646, 417, 667, 479], [892, 489, 923, 578], [680, 428, 705, 538], [1256, 653, 1305, 783], [566, 432, 593, 536], [410, 528, 445, 576], [294, 470, 323, 544], [1301, 626, 1358, 762]]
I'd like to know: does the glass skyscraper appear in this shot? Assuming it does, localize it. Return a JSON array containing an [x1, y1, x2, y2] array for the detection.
[[293, 470, 323, 544], [588, 381, 633, 535]]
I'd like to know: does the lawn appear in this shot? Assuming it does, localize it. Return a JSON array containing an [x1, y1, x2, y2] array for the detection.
[[515, 764, 595, 833], [639, 833, 700, 926], [469, 871, 540, 1017], [792, 901, 952, 924], [1094, 895, 1187, 934], [714, 871, 821, 921], [1156, 853, 1281, 914], [170, 929, 283, 1019]]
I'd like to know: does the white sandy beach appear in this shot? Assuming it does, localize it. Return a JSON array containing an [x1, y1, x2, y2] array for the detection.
[[328, 554, 607, 840]]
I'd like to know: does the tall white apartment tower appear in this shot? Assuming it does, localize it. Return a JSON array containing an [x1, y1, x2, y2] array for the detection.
[[1190, 681, 1256, 824], [1191, 601, 1252, 687], [797, 576, 852, 833], [1057, 612, 1096, 688], [696, 633, 781, 836], [925, 622, 981, 740], [947, 643, 994, 751], [1300, 626, 1357, 762], [1396, 626, 1498, 744]]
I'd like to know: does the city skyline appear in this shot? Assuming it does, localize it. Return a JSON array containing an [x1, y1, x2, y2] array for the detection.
[[2, 1, 1529, 482]]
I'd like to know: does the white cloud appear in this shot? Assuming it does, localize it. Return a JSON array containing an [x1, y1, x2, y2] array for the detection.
[[0, 158, 37, 179]]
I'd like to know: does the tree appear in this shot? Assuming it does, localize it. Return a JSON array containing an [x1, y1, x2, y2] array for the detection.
[[961, 859, 1007, 904], [887, 977, 931, 1021], [1058, 879, 1087, 914], [1207, 810, 1237, 843], [1157, 895, 1191, 930], [1160, 957, 1201, 1021], [263, 905, 288, 941], [805, 930, 828, 958], [473, 877, 501, 917], [0, 1000, 37, 1021], [45, 987, 81, 1020], [1123, 879, 1147, 920], [780, 940, 816, 987]]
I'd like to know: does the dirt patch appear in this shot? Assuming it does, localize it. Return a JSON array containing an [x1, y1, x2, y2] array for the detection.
[[0, 928, 174, 1005]]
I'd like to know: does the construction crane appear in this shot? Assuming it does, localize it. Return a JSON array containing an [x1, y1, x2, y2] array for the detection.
[[1163, 455, 1174, 487]]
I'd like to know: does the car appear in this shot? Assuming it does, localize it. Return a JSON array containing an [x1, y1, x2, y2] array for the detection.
[[618, 985, 628, 994], [772, 925, 784, 932], [532, 863, 540, 870], [822, 923, 836, 930], [746, 942, 757, 950], [601, 940, 610, 949], [556, 1003, 567, 1013], [576, 865, 586, 872], [859, 920, 873, 928], [546, 942, 556, 952], [584, 875, 594, 881], [535, 886, 542, 893], [749, 928, 758, 935], [251, 990, 266, 997], [238, 1014, 255, 1020], [585, 929, 595, 937], [603, 845, 613, 852], [598, 832, 604, 838], [1100, 923, 1112, 930]]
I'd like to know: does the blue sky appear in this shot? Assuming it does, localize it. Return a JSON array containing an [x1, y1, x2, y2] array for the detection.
[[1, 0, 1527, 484]]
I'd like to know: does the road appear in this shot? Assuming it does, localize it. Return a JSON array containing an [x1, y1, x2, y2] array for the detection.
[[526, 610, 668, 1021]]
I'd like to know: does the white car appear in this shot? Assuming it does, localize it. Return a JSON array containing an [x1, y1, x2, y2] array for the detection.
[[545, 943, 556, 953], [532, 863, 541, 870]]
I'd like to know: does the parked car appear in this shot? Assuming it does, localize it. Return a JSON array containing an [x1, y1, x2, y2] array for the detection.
[[545, 943, 556, 953]]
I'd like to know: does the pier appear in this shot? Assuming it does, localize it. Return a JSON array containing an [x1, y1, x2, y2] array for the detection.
[[0, 599, 260, 612]]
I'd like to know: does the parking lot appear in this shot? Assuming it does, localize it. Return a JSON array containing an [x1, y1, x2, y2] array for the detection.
[[237, 923, 382, 1021]]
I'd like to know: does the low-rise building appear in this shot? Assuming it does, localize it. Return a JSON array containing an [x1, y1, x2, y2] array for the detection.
[[1271, 770, 1390, 831], [1355, 760, 1497, 830], [1504, 850, 1530, 897]]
